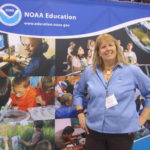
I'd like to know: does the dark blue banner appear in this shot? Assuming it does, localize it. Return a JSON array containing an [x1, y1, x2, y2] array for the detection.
[[1, 0, 150, 36]]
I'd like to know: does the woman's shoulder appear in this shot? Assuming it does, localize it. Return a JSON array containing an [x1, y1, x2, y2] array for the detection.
[[123, 64, 140, 70], [122, 64, 142, 75]]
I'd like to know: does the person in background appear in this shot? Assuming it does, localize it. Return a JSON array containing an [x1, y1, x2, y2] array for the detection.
[[12, 36, 51, 76], [87, 40, 95, 56], [10, 77, 38, 111], [117, 39, 124, 52], [86, 49, 93, 65], [124, 42, 137, 64], [55, 93, 77, 118], [72, 46, 87, 72], [67, 41, 76, 62], [55, 126, 75, 150], [36, 76, 55, 106], [0, 78, 11, 109], [19, 120, 44, 150], [73, 34, 150, 150], [55, 81, 68, 99]]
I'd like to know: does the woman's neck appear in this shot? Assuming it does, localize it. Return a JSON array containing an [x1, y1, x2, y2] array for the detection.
[[103, 61, 116, 82], [103, 61, 116, 71]]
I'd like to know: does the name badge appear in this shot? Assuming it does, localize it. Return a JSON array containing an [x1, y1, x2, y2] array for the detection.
[[105, 94, 118, 109]]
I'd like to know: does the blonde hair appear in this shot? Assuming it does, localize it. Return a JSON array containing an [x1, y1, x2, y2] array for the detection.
[[92, 34, 127, 71]]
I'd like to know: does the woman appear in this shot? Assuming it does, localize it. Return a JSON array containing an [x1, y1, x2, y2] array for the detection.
[[73, 34, 150, 150]]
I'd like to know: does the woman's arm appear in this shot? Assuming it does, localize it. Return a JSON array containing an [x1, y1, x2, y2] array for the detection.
[[73, 67, 89, 134], [133, 66, 150, 125]]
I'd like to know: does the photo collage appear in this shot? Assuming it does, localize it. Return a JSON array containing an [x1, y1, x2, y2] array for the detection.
[[0, 20, 150, 150]]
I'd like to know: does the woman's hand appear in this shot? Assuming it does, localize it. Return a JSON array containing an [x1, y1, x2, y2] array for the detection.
[[78, 113, 89, 134], [139, 108, 150, 126]]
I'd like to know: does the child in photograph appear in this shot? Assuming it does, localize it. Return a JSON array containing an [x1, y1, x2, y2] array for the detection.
[[86, 49, 93, 65], [124, 42, 137, 64], [55, 93, 77, 118], [67, 41, 76, 60], [87, 39, 95, 57], [55, 126, 75, 150], [10, 36, 55, 77], [55, 126, 84, 150], [10, 77, 38, 111], [19, 120, 44, 150], [20, 36, 49, 76], [65, 41, 76, 72], [55, 81, 68, 99], [71, 46, 87, 72], [36, 76, 55, 106]]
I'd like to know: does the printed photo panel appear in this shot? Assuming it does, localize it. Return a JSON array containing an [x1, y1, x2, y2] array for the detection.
[[0, 120, 55, 150], [0, 33, 56, 77], [0, 76, 55, 123], [55, 118, 86, 150], [55, 76, 81, 119]]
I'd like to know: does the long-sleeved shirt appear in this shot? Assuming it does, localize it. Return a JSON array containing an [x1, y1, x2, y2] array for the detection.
[[73, 63, 150, 134], [22, 54, 47, 77]]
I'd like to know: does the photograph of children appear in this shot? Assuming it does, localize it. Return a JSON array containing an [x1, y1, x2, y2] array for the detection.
[[55, 118, 86, 150], [0, 33, 55, 77], [0, 77, 55, 123], [0, 120, 54, 150], [55, 76, 80, 119], [55, 38, 96, 76]]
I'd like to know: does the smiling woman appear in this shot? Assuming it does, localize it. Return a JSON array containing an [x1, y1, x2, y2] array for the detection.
[[73, 33, 150, 150]]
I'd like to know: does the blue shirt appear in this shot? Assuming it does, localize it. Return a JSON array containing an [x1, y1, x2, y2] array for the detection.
[[73, 64, 150, 134], [22, 54, 47, 76], [55, 106, 77, 118]]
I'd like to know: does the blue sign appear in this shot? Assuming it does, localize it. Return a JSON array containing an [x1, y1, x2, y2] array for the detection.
[[0, 0, 150, 36]]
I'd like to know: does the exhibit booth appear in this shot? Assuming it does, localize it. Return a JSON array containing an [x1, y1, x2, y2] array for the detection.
[[0, 0, 150, 150]]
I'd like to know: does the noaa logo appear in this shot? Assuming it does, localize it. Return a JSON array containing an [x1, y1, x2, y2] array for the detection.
[[0, 4, 22, 26]]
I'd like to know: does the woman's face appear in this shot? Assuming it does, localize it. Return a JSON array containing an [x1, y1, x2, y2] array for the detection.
[[98, 39, 117, 63]]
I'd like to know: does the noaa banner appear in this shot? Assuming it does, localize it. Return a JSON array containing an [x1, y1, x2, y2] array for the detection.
[[0, 0, 150, 150]]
